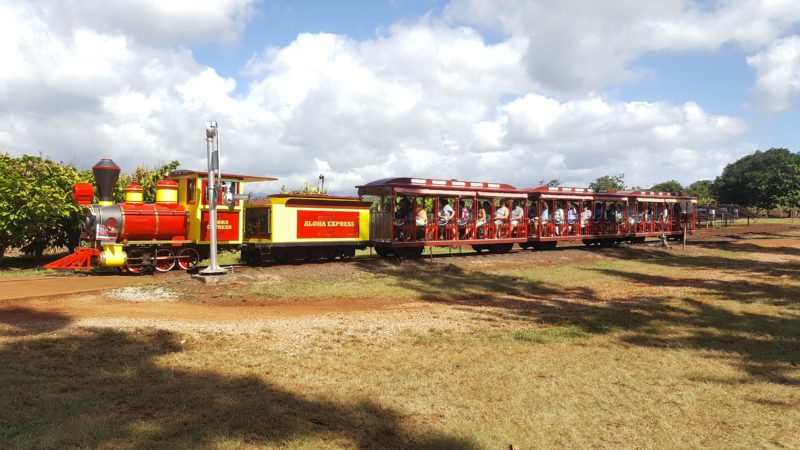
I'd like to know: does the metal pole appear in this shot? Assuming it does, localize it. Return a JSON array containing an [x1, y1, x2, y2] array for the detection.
[[682, 225, 686, 252], [201, 120, 226, 275]]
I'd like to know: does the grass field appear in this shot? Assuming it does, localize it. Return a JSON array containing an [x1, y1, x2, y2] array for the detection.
[[757, 217, 799, 224], [0, 228, 799, 448]]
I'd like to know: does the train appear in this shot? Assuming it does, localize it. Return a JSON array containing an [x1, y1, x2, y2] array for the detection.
[[45, 159, 697, 272]]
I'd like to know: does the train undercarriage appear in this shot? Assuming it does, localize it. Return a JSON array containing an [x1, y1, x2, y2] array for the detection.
[[241, 242, 366, 265], [122, 245, 204, 273]]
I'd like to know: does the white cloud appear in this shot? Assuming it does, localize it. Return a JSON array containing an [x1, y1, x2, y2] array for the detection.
[[25, 0, 254, 45], [747, 35, 800, 112], [471, 95, 746, 187], [444, 0, 800, 94], [0, 0, 766, 197]]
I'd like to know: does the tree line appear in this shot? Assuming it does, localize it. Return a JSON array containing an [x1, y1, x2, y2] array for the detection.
[[1, 148, 798, 258], [0, 154, 177, 258], [585, 148, 800, 212]]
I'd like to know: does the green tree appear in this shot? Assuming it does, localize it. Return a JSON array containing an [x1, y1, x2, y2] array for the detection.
[[713, 148, 800, 209], [114, 161, 180, 203], [0, 154, 92, 258], [589, 174, 625, 191], [279, 181, 327, 195], [537, 179, 561, 187], [686, 180, 716, 205], [650, 180, 685, 194], [0, 154, 18, 256]]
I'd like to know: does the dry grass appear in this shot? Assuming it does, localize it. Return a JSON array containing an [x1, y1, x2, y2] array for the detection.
[[1, 229, 799, 448]]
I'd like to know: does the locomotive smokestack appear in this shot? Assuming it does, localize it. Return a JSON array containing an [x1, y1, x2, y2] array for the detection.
[[92, 158, 120, 206]]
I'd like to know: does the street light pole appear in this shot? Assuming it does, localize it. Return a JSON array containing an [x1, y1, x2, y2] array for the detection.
[[200, 120, 226, 275]]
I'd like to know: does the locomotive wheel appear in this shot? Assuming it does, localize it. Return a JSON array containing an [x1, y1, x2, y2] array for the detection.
[[155, 248, 176, 272], [125, 259, 144, 274], [177, 248, 200, 270]]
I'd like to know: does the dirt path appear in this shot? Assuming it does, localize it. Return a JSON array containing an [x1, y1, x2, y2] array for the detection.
[[1, 295, 413, 324], [0, 223, 797, 334], [0, 274, 151, 301]]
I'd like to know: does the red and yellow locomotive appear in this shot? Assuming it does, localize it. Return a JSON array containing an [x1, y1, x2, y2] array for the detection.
[[47, 158, 273, 272]]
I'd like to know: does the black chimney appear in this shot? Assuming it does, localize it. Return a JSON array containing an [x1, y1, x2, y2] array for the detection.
[[92, 159, 120, 205]]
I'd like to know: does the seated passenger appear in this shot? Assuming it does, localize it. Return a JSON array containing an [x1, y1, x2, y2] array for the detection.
[[459, 200, 472, 224], [554, 204, 565, 235], [606, 206, 616, 223], [494, 201, 510, 236], [438, 198, 455, 225], [415, 208, 428, 226], [475, 204, 487, 237], [395, 198, 412, 223], [567, 203, 577, 233], [438, 198, 455, 239], [459, 200, 473, 238], [540, 204, 550, 235], [510, 200, 524, 230], [581, 203, 592, 230]]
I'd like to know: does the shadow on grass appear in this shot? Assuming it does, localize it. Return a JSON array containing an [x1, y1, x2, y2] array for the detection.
[[352, 258, 667, 334], [703, 242, 800, 258], [604, 245, 800, 279], [354, 248, 800, 386], [0, 308, 72, 337], [592, 267, 800, 385], [353, 257, 592, 304], [0, 329, 478, 449], [596, 266, 800, 306]]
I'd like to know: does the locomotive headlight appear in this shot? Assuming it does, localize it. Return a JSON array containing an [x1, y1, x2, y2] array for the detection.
[[82, 207, 98, 238]]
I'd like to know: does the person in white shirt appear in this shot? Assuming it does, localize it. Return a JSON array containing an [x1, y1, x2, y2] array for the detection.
[[581, 203, 592, 232], [494, 200, 510, 237], [510, 201, 524, 232]]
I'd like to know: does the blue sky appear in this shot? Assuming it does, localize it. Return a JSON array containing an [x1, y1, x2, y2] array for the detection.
[[3, 0, 800, 192], [624, 44, 800, 151], [191, 0, 451, 90]]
